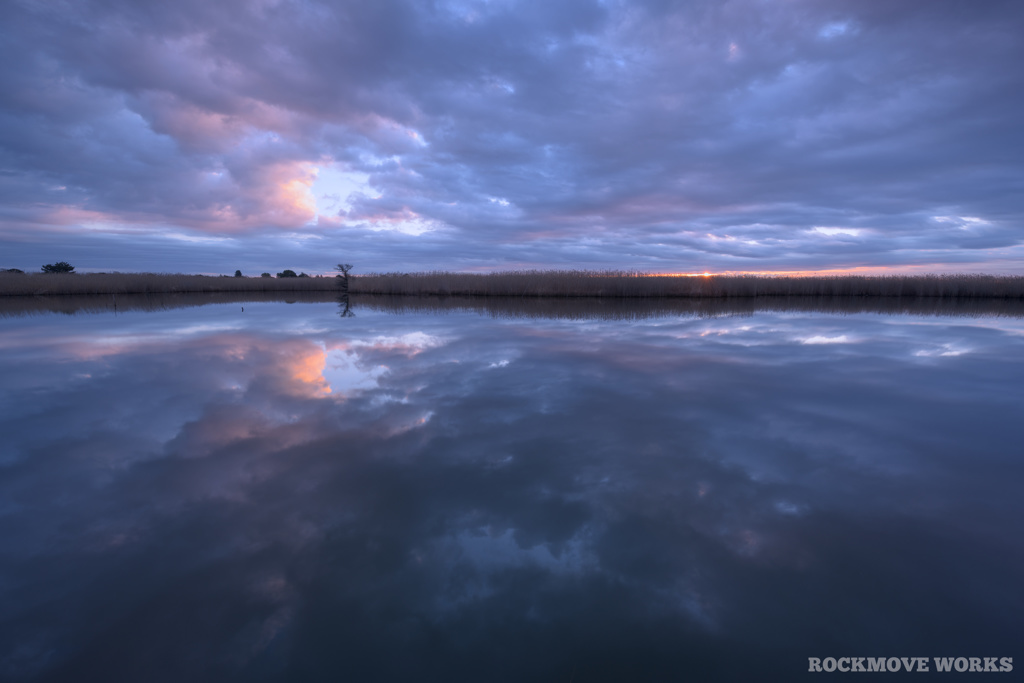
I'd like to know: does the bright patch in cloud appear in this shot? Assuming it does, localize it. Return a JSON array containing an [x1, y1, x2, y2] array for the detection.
[[310, 164, 376, 216], [802, 335, 850, 345], [281, 177, 317, 216], [819, 22, 852, 39], [932, 216, 990, 230], [813, 227, 862, 237], [364, 209, 444, 236]]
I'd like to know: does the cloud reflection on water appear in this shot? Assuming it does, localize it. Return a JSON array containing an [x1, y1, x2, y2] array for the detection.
[[0, 300, 1022, 681]]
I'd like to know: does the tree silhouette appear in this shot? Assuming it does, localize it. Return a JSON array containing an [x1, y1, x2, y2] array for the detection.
[[335, 263, 353, 294], [41, 261, 75, 273]]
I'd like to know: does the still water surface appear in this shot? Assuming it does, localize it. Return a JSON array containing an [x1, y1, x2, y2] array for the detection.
[[1, 296, 1022, 681]]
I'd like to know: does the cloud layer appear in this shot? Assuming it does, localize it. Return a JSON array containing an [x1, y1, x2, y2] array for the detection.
[[1, 0, 1023, 272]]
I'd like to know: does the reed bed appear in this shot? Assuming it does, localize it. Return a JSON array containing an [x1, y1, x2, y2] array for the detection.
[[0, 272, 340, 296], [349, 271, 1024, 299], [2, 270, 1023, 299]]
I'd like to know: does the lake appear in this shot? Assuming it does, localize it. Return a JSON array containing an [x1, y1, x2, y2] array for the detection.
[[1, 295, 1021, 681]]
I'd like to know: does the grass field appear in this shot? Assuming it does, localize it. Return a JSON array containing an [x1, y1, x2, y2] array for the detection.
[[2, 270, 1023, 298]]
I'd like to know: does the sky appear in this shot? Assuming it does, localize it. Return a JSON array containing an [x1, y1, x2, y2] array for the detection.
[[1, 0, 1023, 275]]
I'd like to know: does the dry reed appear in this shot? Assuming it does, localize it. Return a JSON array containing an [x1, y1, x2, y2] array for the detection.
[[0, 272, 340, 296], [348, 271, 1024, 299], [2, 270, 1023, 299]]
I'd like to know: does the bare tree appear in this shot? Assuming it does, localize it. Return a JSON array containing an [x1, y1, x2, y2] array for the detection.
[[335, 263, 353, 293]]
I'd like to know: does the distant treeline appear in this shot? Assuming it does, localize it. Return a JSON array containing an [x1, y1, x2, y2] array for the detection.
[[1, 270, 1023, 299]]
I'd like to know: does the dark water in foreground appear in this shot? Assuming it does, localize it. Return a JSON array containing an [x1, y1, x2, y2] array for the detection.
[[1, 296, 1022, 681]]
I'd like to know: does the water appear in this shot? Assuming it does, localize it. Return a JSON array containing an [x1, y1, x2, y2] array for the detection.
[[1, 296, 1022, 681]]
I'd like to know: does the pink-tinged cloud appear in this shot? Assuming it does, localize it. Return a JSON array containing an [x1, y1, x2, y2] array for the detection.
[[0, 0, 1022, 272]]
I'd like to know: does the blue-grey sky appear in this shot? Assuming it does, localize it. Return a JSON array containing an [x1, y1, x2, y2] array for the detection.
[[2, 0, 1022, 274]]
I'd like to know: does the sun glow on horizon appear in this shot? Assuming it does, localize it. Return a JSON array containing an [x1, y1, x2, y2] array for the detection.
[[648, 265, 975, 277]]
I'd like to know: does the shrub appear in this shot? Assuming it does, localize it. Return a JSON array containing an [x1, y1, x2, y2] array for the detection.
[[261, 273, 271, 278], [1, 268, 24, 274], [298, 272, 309, 278], [234, 270, 243, 277], [277, 270, 298, 278], [41, 261, 75, 274]]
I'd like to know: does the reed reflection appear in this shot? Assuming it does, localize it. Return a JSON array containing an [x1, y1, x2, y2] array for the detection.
[[0, 300, 1021, 681], [4, 292, 1024, 320]]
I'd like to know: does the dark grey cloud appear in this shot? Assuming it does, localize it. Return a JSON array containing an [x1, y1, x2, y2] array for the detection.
[[1, 0, 1022, 272]]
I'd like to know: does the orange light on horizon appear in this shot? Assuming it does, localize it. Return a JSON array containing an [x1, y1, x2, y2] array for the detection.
[[647, 265, 965, 277]]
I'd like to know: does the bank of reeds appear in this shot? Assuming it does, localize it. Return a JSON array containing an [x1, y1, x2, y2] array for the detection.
[[2, 270, 1023, 299], [349, 271, 1024, 299], [0, 272, 340, 296]]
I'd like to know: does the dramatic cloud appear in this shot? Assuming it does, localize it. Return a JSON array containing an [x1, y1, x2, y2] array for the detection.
[[1, 0, 1022, 272]]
